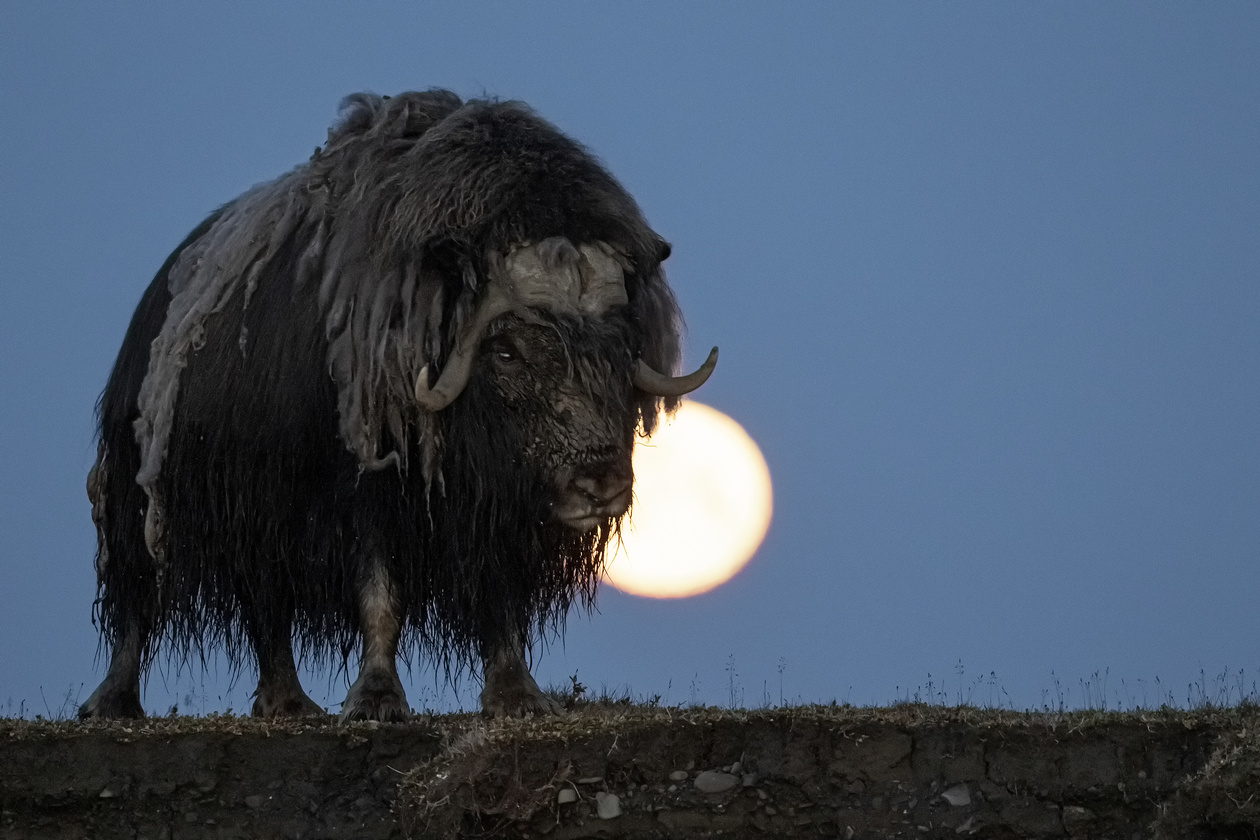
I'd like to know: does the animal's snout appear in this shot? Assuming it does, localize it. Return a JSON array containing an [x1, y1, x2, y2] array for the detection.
[[572, 472, 631, 507], [551, 461, 633, 532]]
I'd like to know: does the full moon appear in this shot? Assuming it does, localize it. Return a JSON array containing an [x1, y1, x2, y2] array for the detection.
[[605, 401, 773, 598]]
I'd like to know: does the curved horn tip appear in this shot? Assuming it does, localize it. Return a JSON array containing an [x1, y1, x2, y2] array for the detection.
[[414, 366, 455, 412], [633, 345, 719, 398], [692, 345, 719, 387], [686, 346, 719, 381]]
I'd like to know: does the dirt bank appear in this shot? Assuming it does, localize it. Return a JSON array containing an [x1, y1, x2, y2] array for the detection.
[[2, 705, 1257, 839], [0, 715, 443, 839]]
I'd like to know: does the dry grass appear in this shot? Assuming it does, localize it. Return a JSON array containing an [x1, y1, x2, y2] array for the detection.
[[3, 698, 1254, 741], [0, 711, 412, 741]]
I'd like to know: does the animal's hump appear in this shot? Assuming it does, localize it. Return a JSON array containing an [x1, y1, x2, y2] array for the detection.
[[317, 91, 658, 271], [325, 89, 465, 150]]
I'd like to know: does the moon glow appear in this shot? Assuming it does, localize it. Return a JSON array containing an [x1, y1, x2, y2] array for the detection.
[[605, 401, 773, 598]]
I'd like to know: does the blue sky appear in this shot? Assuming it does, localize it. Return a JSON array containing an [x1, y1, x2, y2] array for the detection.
[[2, 4, 1258, 715]]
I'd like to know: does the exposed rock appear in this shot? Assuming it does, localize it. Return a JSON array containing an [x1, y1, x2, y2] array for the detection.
[[594, 791, 621, 819], [694, 770, 739, 794], [939, 783, 971, 806]]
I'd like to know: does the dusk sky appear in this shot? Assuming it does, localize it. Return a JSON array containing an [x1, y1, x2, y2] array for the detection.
[[2, 4, 1258, 716]]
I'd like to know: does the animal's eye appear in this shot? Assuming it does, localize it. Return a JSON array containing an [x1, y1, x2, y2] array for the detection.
[[490, 339, 521, 366]]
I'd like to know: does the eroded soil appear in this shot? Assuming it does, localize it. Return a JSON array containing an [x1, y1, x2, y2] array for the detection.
[[0, 715, 443, 839], [2, 705, 1257, 839]]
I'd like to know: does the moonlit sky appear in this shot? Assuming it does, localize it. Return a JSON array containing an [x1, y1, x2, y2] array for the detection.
[[2, 5, 1258, 716], [609, 402, 774, 599]]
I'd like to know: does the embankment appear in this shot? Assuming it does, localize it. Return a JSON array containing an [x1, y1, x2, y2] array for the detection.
[[2, 705, 1257, 839]]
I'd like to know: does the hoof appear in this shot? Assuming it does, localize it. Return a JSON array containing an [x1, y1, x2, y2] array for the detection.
[[78, 683, 145, 720], [252, 683, 327, 718], [481, 670, 563, 718], [340, 667, 410, 723]]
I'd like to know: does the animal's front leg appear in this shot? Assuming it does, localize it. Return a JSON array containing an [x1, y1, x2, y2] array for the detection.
[[79, 617, 147, 719], [341, 562, 410, 722], [480, 634, 562, 717], [250, 618, 325, 718]]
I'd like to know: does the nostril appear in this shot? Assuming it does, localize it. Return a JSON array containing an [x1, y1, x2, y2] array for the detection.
[[572, 476, 603, 502], [573, 474, 631, 504], [605, 475, 631, 499]]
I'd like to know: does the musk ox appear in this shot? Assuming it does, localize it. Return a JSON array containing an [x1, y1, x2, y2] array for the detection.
[[80, 90, 716, 721]]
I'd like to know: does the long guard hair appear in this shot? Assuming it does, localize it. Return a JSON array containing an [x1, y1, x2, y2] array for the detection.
[[92, 90, 684, 674]]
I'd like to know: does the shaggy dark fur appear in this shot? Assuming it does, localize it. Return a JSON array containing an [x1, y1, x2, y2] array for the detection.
[[85, 90, 686, 713]]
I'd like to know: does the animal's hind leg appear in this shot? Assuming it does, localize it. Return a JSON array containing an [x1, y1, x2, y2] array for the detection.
[[79, 617, 147, 719], [250, 616, 325, 718], [80, 457, 149, 720], [480, 632, 562, 717], [341, 562, 409, 722]]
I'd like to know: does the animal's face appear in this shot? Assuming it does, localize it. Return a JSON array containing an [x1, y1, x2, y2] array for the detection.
[[477, 314, 639, 532], [419, 237, 713, 534]]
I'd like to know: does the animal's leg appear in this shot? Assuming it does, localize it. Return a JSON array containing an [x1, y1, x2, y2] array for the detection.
[[78, 618, 146, 719], [340, 563, 409, 722], [480, 633, 562, 717], [250, 619, 325, 718]]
